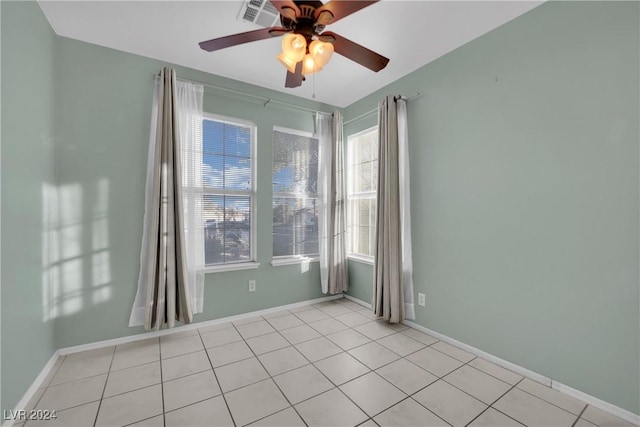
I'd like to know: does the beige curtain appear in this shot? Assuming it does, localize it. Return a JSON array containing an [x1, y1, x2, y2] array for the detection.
[[136, 68, 193, 330], [374, 95, 404, 323], [328, 110, 349, 294], [318, 111, 349, 294]]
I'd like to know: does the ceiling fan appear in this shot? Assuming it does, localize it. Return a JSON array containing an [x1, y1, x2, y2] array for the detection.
[[199, 0, 390, 88]]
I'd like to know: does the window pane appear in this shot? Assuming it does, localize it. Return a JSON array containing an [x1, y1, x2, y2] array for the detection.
[[273, 197, 318, 257], [358, 225, 370, 256], [203, 120, 224, 154], [204, 195, 252, 265], [203, 119, 252, 191], [357, 199, 370, 227], [203, 154, 224, 188], [272, 128, 319, 258], [224, 125, 251, 158], [347, 127, 378, 257], [351, 130, 377, 166], [224, 156, 252, 191], [356, 161, 379, 193], [273, 130, 318, 195]]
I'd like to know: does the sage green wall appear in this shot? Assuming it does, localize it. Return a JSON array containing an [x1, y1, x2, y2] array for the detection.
[[51, 36, 336, 348], [1, 1, 57, 412], [344, 1, 639, 414], [347, 260, 374, 305]]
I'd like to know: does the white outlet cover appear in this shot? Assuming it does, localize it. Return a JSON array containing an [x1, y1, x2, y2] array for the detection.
[[418, 293, 426, 307]]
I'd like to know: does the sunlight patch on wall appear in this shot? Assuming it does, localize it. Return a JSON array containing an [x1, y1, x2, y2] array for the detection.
[[92, 178, 112, 304], [42, 182, 59, 322], [42, 179, 113, 320]]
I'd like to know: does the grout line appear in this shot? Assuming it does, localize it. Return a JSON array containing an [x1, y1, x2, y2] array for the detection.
[[344, 373, 416, 421], [28, 385, 158, 420], [104, 383, 162, 405], [26, 355, 66, 414], [157, 337, 166, 427], [197, 328, 238, 427], [92, 346, 117, 427], [404, 354, 482, 407], [514, 380, 590, 419], [462, 377, 524, 426], [375, 395, 453, 427], [484, 378, 531, 427], [229, 322, 309, 427], [44, 369, 110, 388], [358, 417, 378, 427], [571, 404, 589, 427], [122, 413, 165, 427]]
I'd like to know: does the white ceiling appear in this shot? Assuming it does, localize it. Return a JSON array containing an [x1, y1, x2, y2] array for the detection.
[[38, 0, 541, 107]]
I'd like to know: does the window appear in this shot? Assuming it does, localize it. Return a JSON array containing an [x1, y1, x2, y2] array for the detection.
[[201, 113, 256, 267], [272, 127, 319, 260], [347, 127, 378, 259]]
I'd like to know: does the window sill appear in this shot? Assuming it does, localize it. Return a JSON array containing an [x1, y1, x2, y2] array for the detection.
[[271, 256, 319, 267], [202, 262, 260, 273], [347, 255, 375, 266]]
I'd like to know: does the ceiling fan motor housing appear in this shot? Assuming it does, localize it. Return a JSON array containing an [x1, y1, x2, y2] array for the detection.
[[280, 0, 328, 46]]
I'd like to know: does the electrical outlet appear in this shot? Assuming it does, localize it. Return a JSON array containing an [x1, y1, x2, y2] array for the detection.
[[248, 280, 256, 292], [418, 293, 426, 307]]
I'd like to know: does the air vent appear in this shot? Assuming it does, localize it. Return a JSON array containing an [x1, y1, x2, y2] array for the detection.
[[238, 0, 280, 28], [242, 7, 258, 22]]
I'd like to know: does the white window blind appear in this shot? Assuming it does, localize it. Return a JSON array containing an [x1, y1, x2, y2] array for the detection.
[[347, 127, 378, 258], [272, 128, 319, 258], [201, 113, 256, 266]]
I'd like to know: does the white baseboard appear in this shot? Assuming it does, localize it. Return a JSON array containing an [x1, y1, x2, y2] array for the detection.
[[551, 380, 639, 426], [3, 351, 61, 427], [401, 320, 639, 426], [344, 293, 372, 309], [404, 319, 554, 386], [57, 293, 342, 355], [344, 294, 638, 426]]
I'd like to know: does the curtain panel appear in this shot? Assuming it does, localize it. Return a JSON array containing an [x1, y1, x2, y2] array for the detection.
[[129, 68, 204, 330], [317, 111, 349, 295], [374, 95, 415, 323]]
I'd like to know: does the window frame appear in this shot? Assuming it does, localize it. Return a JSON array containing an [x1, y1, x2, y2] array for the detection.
[[346, 125, 378, 263], [201, 112, 259, 273], [271, 125, 320, 265]]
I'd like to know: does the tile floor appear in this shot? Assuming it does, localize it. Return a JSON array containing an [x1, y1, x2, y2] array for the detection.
[[20, 298, 636, 427]]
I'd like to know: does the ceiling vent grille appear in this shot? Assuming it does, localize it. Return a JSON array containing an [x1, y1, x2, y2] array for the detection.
[[239, 0, 281, 28]]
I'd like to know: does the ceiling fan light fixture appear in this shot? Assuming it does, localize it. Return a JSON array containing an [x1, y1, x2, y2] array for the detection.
[[281, 33, 306, 63], [276, 51, 298, 73], [309, 40, 334, 68], [302, 53, 322, 75]]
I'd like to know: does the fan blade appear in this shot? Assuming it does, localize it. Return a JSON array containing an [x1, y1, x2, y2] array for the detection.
[[285, 61, 304, 88], [321, 31, 389, 72], [199, 27, 287, 52], [270, 0, 301, 21], [315, 0, 378, 25]]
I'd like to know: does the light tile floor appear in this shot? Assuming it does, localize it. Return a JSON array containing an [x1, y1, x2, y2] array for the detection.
[[22, 298, 636, 427]]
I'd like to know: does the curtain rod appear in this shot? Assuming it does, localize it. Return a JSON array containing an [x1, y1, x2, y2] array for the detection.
[[343, 92, 421, 126], [152, 73, 332, 116]]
